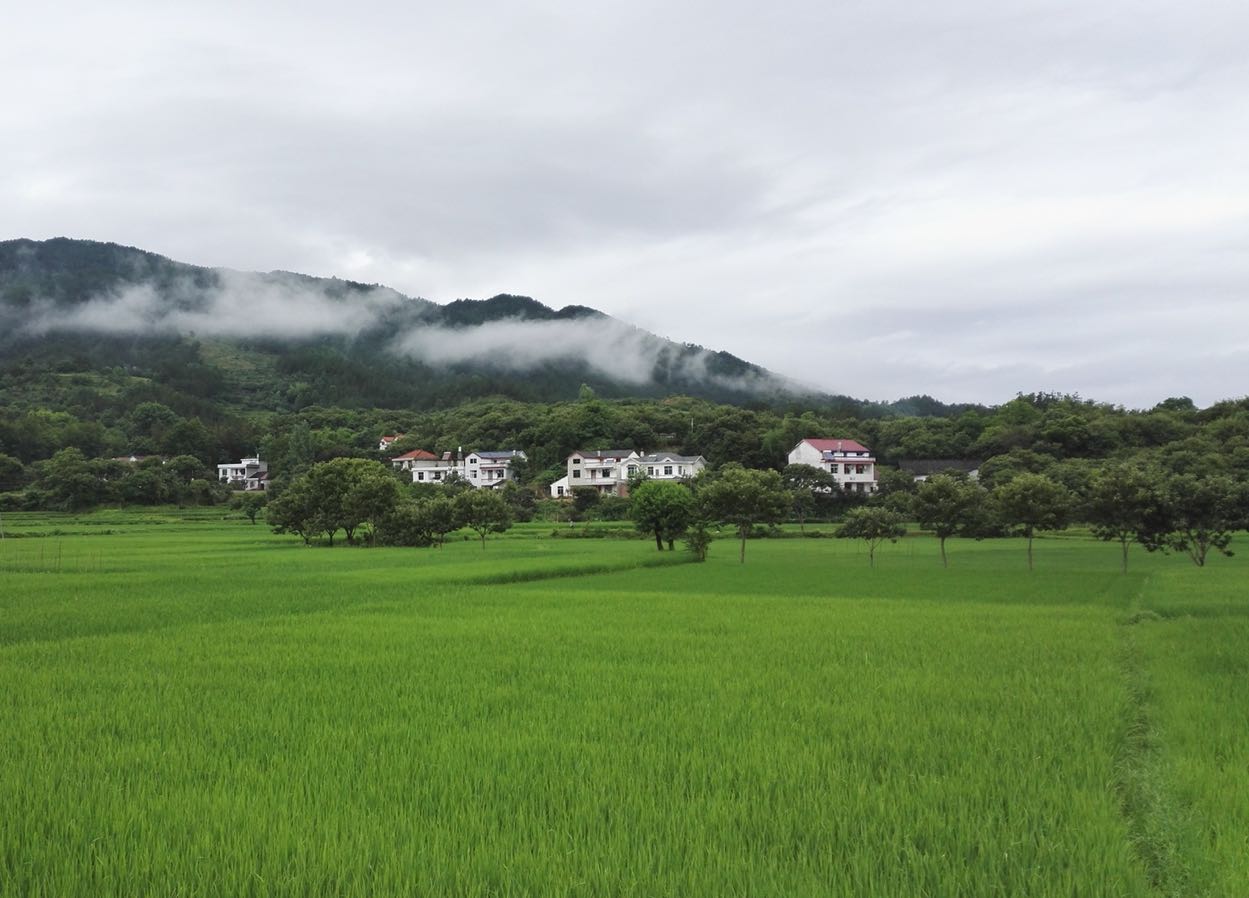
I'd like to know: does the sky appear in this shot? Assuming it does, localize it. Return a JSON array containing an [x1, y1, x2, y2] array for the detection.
[[3, 1, 1248, 409]]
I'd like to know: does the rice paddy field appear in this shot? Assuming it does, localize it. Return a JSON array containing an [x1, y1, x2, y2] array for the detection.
[[0, 510, 1245, 897]]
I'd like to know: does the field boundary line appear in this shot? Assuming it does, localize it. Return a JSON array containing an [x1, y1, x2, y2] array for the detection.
[[1115, 574, 1204, 898]]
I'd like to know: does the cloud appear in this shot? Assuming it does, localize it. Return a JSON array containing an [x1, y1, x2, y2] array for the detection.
[[22, 271, 407, 340], [15, 271, 798, 396]]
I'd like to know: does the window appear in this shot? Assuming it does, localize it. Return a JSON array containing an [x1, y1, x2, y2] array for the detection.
[[572, 458, 581, 465], [469, 457, 477, 465], [433, 472, 442, 481], [417, 472, 425, 481], [844, 464, 852, 474], [627, 465, 637, 476], [556, 486, 564, 496], [573, 470, 581, 479], [647, 466, 654, 476], [856, 465, 864, 474], [678, 467, 685, 475], [664, 465, 673, 476], [602, 469, 612, 478]]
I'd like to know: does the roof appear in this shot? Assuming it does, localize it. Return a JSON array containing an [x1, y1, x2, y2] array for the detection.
[[634, 453, 704, 465], [573, 448, 635, 460], [801, 438, 870, 454], [380, 434, 404, 441], [472, 450, 525, 460], [392, 449, 440, 461]]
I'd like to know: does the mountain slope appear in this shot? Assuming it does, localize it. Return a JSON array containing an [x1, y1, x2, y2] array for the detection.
[[0, 238, 823, 411]]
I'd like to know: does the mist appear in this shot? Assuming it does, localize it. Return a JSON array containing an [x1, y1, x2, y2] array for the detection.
[[14, 271, 802, 396]]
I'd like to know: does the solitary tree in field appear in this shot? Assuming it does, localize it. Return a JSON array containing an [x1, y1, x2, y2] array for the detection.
[[992, 473, 1072, 570], [423, 495, 463, 547], [1139, 472, 1244, 567], [233, 492, 266, 524], [630, 479, 694, 550], [696, 464, 790, 563], [456, 489, 513, 549], [266, 477, 323, 545], [1085, 463, 1158, 573], [782, 463, 837, 532], [836, 506, 907, 567], [911, 474, 984, 567]]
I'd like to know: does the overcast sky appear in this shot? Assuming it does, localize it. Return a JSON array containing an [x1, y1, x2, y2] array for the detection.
[[4, 1, 1247, 408]]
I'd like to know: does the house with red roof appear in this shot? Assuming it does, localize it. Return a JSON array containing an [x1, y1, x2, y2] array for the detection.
[[788, 438, 878, 493], [378, 434, 406, 452], [391, 448, 459, 484]]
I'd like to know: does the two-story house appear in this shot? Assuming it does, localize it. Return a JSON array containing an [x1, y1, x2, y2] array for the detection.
[[550, 449, 638, 497], [391, 449, 460, 484], [391, 448, 526, 487], [217, 457, 269, 491], [788, 438, 878, 493], [632, 452, 706, 483], [463, 450, 527, 488], [549, 450, 705, 497]]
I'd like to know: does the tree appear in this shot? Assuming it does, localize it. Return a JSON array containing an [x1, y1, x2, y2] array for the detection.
[[683, 520, 713, 562], [571, 486, 601, 520], [0, 453, 26, 492], [992, 473, 1072, 569], [782, 463, 836, 532], [339, 460, 403, 545], [376, 496, 462, 547], [233, 492, 267, 524], [1085, 463, 1158, 573], [266, 476, 323, 545], [695, 464, 790, 563], [39, 448, 108, 511], [630, 479, 694, 550], [837, 507, 907, 567], [911, 474, 985, 567], [423, 495, 463, 547], [1139, 473, 1244, 567], [456, 489, 512, 549]]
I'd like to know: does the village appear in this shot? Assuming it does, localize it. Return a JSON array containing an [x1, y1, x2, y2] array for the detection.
[[217, 436, 888, 497]]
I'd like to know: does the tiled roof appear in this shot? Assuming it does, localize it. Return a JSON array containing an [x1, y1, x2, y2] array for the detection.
[[574, 448, 634, 460], [803, 438, 870, 454], [392, 449, 440, 461], [635, 453, 703, 465], [473, 450, 525, 460]]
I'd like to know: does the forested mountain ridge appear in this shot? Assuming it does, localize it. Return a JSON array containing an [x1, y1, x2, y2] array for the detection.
[[0, 237, 832, 411]]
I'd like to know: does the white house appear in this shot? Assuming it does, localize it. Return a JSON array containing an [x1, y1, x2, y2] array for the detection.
[[633, 452, 706, 483], [551, 448, 638, 497], [463, 450, 527, 488], [549, 449, 705, 497], [378, 434, 405, 452], [217, 457, 269, 491], [392, 449, 459, 484], [391, 448, 525, 487], [788, 438, 878, 493]]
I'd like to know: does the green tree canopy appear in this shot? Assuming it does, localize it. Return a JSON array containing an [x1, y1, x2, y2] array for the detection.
[[695, 464, 790, 563], [992, 473, 1072, 569], [836, 506, 907, 567], [911, 474, 985, 567], [630, 479, 694, 551]]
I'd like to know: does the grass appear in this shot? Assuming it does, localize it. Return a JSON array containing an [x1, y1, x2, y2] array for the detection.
[[0, 512, 1244, 896]]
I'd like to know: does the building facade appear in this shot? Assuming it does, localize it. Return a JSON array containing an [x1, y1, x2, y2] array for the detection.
[[788, 438, 878, 493]]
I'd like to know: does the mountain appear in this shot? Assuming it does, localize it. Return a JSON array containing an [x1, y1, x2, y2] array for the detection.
[[0, 237, 837, 412]]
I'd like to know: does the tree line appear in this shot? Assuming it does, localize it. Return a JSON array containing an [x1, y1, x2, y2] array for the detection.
[[256, 454, 1247, 573]]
